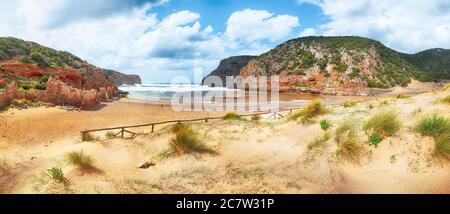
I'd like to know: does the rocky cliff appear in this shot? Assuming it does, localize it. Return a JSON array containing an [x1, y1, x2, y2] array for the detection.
[[103, 69, 142, 86], [237, 36, 440, 95], [202, 55, 256, 87], [0, 37, 141, 108]]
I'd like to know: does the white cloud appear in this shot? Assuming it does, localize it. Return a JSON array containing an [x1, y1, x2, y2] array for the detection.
[[299, 0, 450, 53], [299, 28, 317, 37], [0, 2, 300, 82], [225, 9, 299, 43]]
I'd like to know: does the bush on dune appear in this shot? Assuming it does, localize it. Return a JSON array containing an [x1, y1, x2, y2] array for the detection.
[[440, 94, 450, 104], [434, 133, 450, 160]]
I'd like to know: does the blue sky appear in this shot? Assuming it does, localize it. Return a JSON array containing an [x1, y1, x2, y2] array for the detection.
[[0, 0, 449, 83]]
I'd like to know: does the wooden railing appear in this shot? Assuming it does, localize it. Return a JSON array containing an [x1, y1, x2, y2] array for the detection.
[[80, 107, 299, 141]]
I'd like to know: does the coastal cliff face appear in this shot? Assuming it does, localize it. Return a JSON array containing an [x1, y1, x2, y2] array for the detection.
[[202, 55, 256, 87], [201, 36, 450, 96], [0, 37, 140, 108], [239, 36, 433, 95], [103, 69, 142, 86]]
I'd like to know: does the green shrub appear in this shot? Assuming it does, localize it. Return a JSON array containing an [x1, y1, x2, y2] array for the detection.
[[34, 84, 46, 90], [367, 133, 383, 147], [46, 167, 65, 182], [363, 111, 401, 137], [11, 99, 33, 107], [319, 119, 333, 131], [65, 151, 95, 170], [434, 133, 450, 159], [223, 112, 242, 120], [414, 115, 450, 138]]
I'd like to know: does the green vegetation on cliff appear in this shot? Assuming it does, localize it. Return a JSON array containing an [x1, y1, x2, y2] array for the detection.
[[0, 37, 83, 68], [251, 36, 434, 88]]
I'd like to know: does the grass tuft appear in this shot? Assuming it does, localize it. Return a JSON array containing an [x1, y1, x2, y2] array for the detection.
[[414, 115, 450, 138], [343, 100, 358, 108], [289, 99, 328, 124], [81, 132, 95, 142], [335, 119, 364, 162], [440, 94, 450, 105], [169, 123, 214, 155], [223, 112, 242, 121], [251, 114, 261, 121], [434, 133, 450, 160], [105, 131, 116, 139], [65, 151, 95, 170], [307, 132, 331, 150], [363, 111, 401, 137], [395, 94, 410, 99]]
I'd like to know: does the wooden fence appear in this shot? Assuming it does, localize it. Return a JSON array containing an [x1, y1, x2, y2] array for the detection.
[[80, 107, 299, 141]]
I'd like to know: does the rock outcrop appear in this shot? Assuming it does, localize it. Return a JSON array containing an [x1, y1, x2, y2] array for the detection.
[[202, 55, 256, 87], [103, 69, 142, 86], [0, 78, 117, 109]]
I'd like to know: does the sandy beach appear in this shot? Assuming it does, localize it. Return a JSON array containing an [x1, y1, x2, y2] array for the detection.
[[1, 81, 449, 194]]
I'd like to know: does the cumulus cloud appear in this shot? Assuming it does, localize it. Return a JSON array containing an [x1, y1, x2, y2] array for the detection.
[[0, 2, 300, 82], [225, 9, 299, 43], [297, 0, 450, 53], [299, 28, 317, 37]]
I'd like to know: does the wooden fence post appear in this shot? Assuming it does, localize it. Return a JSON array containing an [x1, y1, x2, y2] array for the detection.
[[121, 128, 124, 138], [151, 124, 154, 133]]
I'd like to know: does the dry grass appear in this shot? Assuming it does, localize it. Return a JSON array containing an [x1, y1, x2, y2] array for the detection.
[[65, 151, 96, 170], [335, 120, 364, 162], [440, 94, 450, 105], [434, 133, 450, 160], [289, 99, 328, 124], [363, 111, 401, 137], [395, 94, 410, 99], [343, 100, 358, 108], [169, 123, 215, 155], [105, 131, 116, 139], [223, 112, 243, 120], [307, 132, 331, 150], [81, 132, 95, 142]]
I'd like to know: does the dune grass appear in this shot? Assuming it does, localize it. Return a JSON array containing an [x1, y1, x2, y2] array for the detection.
[[81, 132, 95, 142], [169, 123, 214, 155], [363, 111, 401, 137], [414, 115, 450, 138], [414, 115, 450, 160], [223, 112, 242, 121], [442, 84, 450, 91], [395, 94, 410, 99], [335, 120, 364, 162], [251, 114, 261, 121], [105, 131, 116, 139], [434, 133, 450, 159], [307, 132, 331, 151], [343, 100, 358, 108], [289, 99, 328, 124], [65, 151, 95, 170], [440, 94, 450, 105]]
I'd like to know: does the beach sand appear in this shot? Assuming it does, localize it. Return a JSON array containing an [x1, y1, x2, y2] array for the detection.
[[0, 83, 449, 193]]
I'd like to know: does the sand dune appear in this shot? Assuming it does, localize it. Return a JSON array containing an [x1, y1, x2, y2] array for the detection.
[[1, 87, 449, 193]]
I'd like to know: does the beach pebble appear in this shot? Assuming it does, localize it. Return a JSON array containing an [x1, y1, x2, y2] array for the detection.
[[138, 161, 154, 169]]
